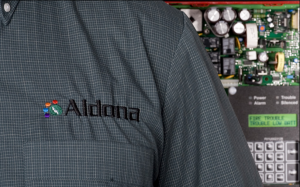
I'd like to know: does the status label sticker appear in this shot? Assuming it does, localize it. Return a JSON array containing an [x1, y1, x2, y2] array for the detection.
[[249, 114, 297, 127]]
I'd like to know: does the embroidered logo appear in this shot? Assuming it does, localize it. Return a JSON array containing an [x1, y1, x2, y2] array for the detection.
[[43, 100, 63, 118], [65, 99, 140, 122], [43, 99, 140, 122]]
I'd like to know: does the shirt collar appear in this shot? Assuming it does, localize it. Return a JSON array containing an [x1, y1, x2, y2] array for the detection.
[[1, 0, 20, 26]]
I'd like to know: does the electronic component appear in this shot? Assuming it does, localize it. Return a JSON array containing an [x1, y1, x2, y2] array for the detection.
[[295, 69, 300, 83], [243, 60, 252, 65], [287, 75, 294, 79], [214, 21, 229, 36], [181, 9, 203, 32], [205, 7, 221, 23], [275, 52, 285, 72], [208, 52, 220, 63], [222, 57, 235, 75], [272, 74, 281, 80], [222, 7, 236, 22], [258, 25, 266, 32], [291, 11, 299, 29], [280, 40, 286, 49], [244, 74, 262, 85], [238, 67, 243, 82], [294, 58, 299, 63], [256, 69, 268, 75], [267, 17, 273, 22], [258, 39, 266, 49], [255, 9, 267, 14], [269, 61, 277, 65], [213, 63, 221, 74], [253, 13, 266, 18], [220, 79, 239, 88], [252, 67, 257, 74], [292, 49, 299, 54], [282, 17, 289, 28], [201, 37, 220, 48], [246, 23, 258, 48], [232, 22, 246, 35], [222, 38, 235, 55], [269, 23, 275, 28], [246, 51, 257, 60], [268, 39, 280, 47], [258, 52, 269, 63], [239, 9, 252, 21], [204, 28, 210, 34]]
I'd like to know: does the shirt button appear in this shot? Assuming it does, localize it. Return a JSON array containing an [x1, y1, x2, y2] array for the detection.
[[4, 3, 11, 12]]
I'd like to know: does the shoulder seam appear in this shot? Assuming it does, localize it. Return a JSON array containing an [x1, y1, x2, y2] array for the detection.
[[156, 11, 186, 185], [161, 12, 187, 109]]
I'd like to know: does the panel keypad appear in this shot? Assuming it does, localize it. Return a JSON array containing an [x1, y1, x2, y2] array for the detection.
[[248, 141, 299, 184]]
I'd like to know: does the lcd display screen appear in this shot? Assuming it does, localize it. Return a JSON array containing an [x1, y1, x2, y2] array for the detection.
[[249, 114, 297, 127]]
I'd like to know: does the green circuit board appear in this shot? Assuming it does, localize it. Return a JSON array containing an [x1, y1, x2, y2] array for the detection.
[[172, 3, 300, 88], [170, 3, 300, 186]]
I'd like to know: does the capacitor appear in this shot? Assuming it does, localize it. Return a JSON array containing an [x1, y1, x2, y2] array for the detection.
[[246, 23, 258, 48], [232, 22, 246, 35], [258, 52, 269, 63], [206, 8, 221, 23], [222, 7, 236, 22], [267, 17, 273, 22], [269, 22, 275, 28], [239, 9, 252, 21], [214, 21, 229, 36], [294, 58, 299, 63]]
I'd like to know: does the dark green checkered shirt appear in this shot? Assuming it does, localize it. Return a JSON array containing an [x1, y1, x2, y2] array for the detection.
[[0, 1, 263, 186]]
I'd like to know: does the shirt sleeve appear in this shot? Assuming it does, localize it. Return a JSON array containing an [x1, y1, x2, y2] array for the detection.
[[156, 13, 263, 187]]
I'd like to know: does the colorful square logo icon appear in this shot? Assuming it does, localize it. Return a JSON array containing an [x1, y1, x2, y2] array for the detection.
[[43, 100, 63, 118]]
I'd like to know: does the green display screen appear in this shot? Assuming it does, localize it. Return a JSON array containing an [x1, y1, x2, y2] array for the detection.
[[249, 114, 297, 128]]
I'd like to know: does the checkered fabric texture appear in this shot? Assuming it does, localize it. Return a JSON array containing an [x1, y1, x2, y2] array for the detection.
[[0, 1, 263, 186]]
